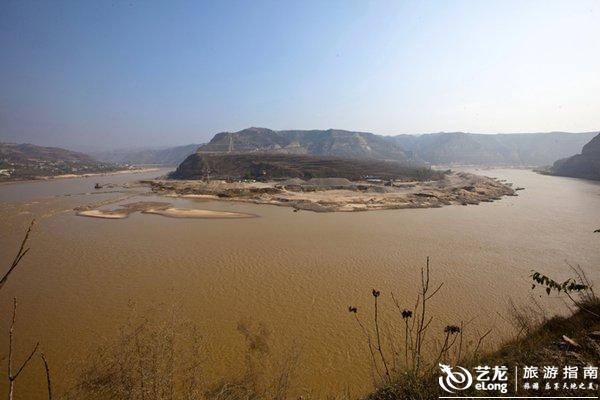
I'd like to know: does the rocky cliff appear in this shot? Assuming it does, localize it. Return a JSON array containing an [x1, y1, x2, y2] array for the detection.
[[197, 127, 411, 162], [549, 133, 600, 181]]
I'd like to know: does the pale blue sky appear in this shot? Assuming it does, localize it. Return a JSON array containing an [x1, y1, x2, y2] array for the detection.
[[1, 0, 599, 149]]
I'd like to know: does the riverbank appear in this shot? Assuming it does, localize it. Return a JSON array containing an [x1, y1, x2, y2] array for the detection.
[[366, 299, 600, 399], [0, 167, 162, 185], [147, 172, 516, 212]]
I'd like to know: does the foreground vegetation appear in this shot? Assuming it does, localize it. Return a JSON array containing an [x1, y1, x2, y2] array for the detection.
[[366, 290, 600, 399]]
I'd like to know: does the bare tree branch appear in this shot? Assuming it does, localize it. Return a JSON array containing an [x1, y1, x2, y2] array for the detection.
[[7, 298, 16, 400], [6, 297, 40, 400], [14, 342, 39, 380], [1, 220, 35, 291], [372, 291, 391, 383], [40, 353, 52, 400], [473, 329, 493, 355]]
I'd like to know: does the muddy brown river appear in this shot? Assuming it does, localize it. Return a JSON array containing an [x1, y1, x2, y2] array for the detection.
[[0, 168, 599, 398]]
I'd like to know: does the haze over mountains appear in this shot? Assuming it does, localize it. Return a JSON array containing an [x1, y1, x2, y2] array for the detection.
[[392, 131, 597, 166], [4, 129, 597, 180], [91, 144, 201, 166], [194, 128, 596, 167]]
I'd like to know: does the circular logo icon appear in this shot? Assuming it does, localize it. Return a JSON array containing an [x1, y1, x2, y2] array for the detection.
[[438, 363, 473, 393]]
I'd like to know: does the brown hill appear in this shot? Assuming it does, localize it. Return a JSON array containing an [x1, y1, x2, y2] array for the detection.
[[171, 152, 442, 182], [0, 142, 118, 180], [197, 127, 411, 162]]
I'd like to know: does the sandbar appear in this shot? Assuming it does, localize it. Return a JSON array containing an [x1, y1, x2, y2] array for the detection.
[[142, 207, 254, 219], [77, 210, 129, 219], [76, 201, 255, 220]]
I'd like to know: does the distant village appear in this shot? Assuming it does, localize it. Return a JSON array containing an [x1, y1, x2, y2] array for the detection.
[[0, 158, 120, 181]]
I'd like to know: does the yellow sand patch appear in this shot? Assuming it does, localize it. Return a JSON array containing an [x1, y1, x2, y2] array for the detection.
[[77, 210, 128, 219], [76, 201, 255, 220], [143, 207, 254, 219]]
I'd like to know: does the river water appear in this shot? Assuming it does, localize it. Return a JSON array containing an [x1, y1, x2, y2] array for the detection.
[[0, 168, 598, 398]]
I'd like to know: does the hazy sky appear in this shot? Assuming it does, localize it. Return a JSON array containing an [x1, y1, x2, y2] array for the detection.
[[1, 0, 599, 149]]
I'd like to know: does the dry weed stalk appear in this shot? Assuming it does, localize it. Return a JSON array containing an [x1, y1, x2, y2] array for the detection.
[[7, 298, 40, 400], [2, 221, 45, 400], [40, 352, 53, 400], [350, 257, 494, 389], [65, 306, 205, 400], [348, 306, 382, 383], [1, 220, 34, 290], [413, 257, 443, 374], [371, 290, 391, 383]]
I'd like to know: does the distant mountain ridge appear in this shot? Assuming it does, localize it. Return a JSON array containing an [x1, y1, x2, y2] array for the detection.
[[549, 133, 600, 181], [392, 131, 597, 166], [196, 127, 596, 166], [92, 144, 201, 166], [1, 143, 98, 164]]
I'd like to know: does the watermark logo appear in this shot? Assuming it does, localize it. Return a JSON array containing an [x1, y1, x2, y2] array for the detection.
[[438, 363, 473, 393], [437, 364, 598, 397]]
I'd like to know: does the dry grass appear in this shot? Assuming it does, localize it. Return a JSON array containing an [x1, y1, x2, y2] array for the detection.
[[205, 321, 301, 400], [64, 306, 204, 400], [64, 312, 301, 400]]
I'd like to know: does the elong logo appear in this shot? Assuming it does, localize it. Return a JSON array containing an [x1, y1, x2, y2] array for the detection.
[[438, 363, 473, 393]]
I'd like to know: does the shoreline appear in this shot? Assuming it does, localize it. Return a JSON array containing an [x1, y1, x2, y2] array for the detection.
[[148, 172, 517, 212], [0, 167, 162, 186]]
